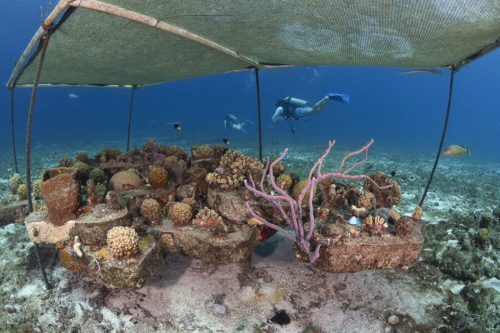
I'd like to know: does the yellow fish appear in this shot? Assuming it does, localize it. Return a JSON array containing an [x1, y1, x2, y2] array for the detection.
[[443, 145, 471, 157]]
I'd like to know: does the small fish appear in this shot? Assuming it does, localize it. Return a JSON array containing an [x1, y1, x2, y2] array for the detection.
[[171, 123, 181, 131], [68, 93, 79, 99], [443, 144, 471, 157], [400, 68, 441, 75], [222, 138, 230, 145]]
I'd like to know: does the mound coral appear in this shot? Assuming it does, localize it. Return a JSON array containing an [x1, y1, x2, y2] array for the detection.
[[17, 184, 28, 200], [32, 179, 42, 199], [168, 202, 193, 226], [89, 168, 107, 184], [141, 198, 161, 223], [192, 207, 223, 228], [181, 197, 197, 210], [363, 215, 388, 236], [395, 217, 413, 239], [109, 170, 144, 191], [96, 147, 121, 163], [292, 179, 316, 202], [72, 161, 91, 182], [148, 166, 168, 188], [106, 226, 139, 259], [8, 173, 21, 193]]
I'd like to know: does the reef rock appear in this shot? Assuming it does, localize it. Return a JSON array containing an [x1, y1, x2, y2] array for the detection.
[[207, 188, 265, 225], [157, 220, 259, 265], [304, 219, 425, 272]]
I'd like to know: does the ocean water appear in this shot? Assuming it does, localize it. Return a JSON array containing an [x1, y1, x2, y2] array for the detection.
[[0, 2, 499, 333]]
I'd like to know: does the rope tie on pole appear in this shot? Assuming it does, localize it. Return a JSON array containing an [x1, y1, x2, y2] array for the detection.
[[419, 65, 456, 208], [25, 28, 53, 290]]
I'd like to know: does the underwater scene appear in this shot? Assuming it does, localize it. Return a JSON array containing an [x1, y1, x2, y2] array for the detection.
[[1, 1, 499, 333]]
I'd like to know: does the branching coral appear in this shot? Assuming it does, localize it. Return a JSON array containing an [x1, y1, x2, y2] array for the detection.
[[192, 207, 223, 228], [206, 151, 264, 190]]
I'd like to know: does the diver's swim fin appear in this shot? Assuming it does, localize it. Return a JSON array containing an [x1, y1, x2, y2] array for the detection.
[[327, 93, 350, 103]]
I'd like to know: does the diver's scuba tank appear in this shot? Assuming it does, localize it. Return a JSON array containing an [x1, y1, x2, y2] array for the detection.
[[284, 97, 307, 106]]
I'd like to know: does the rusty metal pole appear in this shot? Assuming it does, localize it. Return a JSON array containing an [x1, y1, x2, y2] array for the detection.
[[25, 29, 53, 290]]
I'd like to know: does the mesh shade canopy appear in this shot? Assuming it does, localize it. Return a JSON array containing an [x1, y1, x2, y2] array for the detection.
[[8, 0, 500, 87]]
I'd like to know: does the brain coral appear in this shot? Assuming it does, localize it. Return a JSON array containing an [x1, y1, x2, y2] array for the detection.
[[140, 198, 161, 223], [168, 202, 193, 226], [109, 170, 144, 191], [106, 226, 139, 259], [148, 166, 168, 188], [292, 179, 316, 202]]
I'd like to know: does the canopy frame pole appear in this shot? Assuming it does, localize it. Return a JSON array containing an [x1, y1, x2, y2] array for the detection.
[[25, 29, 53, 290], [69, 0, 262, 69], [126, 86, 136, 152], [7, 0, 76, 88], [418, 66, 456, 208], [254, 68, 263, 162], [10, 88, 19, 173]]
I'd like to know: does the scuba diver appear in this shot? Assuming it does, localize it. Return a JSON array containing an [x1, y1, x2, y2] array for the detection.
[[272, 93, 350, 133], [224, 113, 253, 133]]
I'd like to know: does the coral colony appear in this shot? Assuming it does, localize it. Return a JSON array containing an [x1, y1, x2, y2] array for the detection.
[[244, 139, 393, 264], [12, 138, 423, 289]]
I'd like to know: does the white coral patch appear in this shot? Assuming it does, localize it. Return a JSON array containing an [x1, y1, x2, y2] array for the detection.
[[351, 26, 413, 59], [280, 23, 343, 53], [432, 0, 498, 22]]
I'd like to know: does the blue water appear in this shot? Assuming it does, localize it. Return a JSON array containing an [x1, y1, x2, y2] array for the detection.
[[1, 1, 499, 167]]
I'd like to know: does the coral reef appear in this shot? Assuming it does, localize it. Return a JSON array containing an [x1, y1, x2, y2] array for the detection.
[[106, 226, 139, 259], [109, 170, 143, 191], [140, 198, 161, 223], [168, 202, 193, 226], [192, 207, 223, 228], [147, 166, 168, 189]]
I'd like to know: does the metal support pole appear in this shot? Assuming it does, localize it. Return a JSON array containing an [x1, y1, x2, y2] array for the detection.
[[126, 86, 136, 152], [10, 88, 19, 173], [419, 66, 456, 207], [254, 68, 263, 162], [26, 30, 52, 290]]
